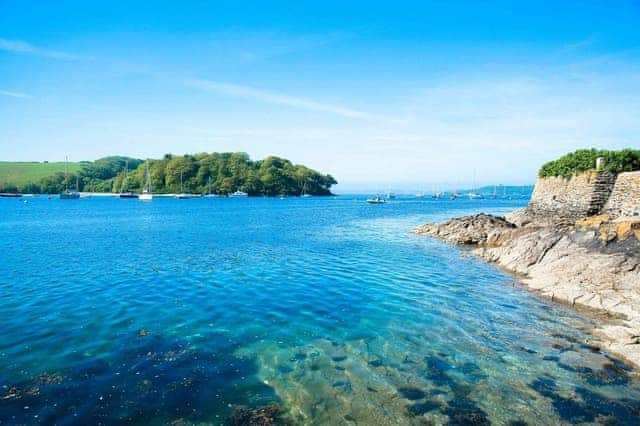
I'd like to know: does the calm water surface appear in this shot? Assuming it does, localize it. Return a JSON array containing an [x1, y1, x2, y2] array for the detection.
[[1, 196, 639, 425]]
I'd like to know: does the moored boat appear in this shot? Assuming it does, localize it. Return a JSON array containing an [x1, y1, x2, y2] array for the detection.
[[366, 194, 386, 204], [174, 171, 195, 199], [139, 161, 153, 201], [119, 160, 139, 198], [203, 176, 219, 197], [60, 156, 80, 199]]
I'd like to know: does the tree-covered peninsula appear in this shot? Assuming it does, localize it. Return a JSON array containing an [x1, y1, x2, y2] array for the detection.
[[5, 153, 337, 196]]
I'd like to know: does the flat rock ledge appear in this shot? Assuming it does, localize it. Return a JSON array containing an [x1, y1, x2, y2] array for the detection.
[[413, 209, 640, 368]]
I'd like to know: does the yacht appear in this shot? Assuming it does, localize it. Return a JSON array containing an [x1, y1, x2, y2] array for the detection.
[[467, 170, 484, 200], [300, 183, 312, 197], [60, 157, 80, 199], [467, 192, 485, 200], [139, 161, 152, 201], [204, 176, 219, 197], [229, 190, 248, 197], [175, 171, 193, 199]]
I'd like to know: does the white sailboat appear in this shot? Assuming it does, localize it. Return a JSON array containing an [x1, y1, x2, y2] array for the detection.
[[175, 171, 193, 199], [140, 161, 153, 201], [204, 176, 219, 197], [467, 170, 485, 200], [387, 188, 396, 199], [301, 182, 312, 197], [60, 156, 80, 199]]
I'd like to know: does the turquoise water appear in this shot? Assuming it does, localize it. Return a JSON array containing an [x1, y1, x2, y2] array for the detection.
[[1, 196, 639, 425]]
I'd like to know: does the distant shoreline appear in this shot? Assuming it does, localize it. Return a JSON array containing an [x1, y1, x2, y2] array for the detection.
[[10, 192, 335, 198]]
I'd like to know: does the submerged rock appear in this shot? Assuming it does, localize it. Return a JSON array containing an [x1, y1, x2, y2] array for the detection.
[[227, 404, 288, 426]]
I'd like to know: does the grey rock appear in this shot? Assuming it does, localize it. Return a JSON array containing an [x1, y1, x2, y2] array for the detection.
[[414, 212, 640, 368]]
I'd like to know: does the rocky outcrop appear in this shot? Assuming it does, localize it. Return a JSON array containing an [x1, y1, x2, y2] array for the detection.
[[413, 214, 516, 246], [414, 212, 640, 368]]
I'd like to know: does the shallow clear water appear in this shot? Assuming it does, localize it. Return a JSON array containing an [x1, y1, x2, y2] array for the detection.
[[1, 196, 639, 425]]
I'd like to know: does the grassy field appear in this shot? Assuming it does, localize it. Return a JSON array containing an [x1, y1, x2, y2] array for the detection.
[[0, 162, 83, 187]]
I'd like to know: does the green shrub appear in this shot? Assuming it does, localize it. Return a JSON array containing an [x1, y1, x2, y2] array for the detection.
[[539, 148, 640, 178]]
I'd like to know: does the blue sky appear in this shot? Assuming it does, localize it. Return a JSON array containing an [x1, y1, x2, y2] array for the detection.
[[1, 1, 639, 191]]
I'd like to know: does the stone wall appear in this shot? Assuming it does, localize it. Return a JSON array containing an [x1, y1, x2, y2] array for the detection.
[[604, 171, 640, 218], [528, 171, 617, 220]]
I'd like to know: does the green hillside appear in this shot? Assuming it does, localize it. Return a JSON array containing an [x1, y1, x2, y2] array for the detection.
[[0, 162, 83, 190], [0, 153, 337, 196]]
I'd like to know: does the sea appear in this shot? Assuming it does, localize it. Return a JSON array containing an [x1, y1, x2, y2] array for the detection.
[[1, 194, 639, 425]]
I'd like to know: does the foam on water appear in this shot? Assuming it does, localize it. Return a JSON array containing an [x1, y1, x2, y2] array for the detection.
[[1, 196, 639, 424]]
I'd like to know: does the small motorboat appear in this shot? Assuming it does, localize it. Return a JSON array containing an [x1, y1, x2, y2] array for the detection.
[[119, 192, 139, 199], [366, 195, 386, 204], [229, 190, 248, 197], [175, 193, 194, 199]]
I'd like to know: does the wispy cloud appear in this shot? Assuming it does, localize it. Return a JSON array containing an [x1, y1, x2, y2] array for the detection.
[[0, 89, 33, 99], [184, 78, 398, 122], [0, 38, 82, 60]]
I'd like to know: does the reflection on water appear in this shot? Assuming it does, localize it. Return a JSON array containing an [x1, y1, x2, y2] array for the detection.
[[0, 196, 639, 424]]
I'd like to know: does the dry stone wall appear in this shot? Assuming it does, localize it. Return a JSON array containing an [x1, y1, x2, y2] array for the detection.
[[529, 171, 601, 220], [529, 170, 638, 220], [605, 171, 640, 218]]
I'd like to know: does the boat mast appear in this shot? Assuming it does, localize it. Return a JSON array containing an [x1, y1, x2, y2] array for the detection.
[[472, 169, 476, 193], [122, 160, 129, 193], [145, 161, 152, 193], [65, 156, 69, 192]]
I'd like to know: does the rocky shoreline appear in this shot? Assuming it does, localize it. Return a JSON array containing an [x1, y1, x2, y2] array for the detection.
[[414, 209, 640, 368]]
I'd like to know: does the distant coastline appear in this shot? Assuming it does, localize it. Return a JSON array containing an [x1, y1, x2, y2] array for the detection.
[[0, 153, 337, 197]]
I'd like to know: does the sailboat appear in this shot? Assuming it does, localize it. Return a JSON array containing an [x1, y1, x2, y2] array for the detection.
[[60, 156, 80, 199], [119, 160, 139, 198], [175, 171, 193, 199], [139, 161, 152, 201], [204, 176, 219, 197], [301, 182, 311, 197], [467, 170, 485, 200], [387, 188, 396, 199]]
